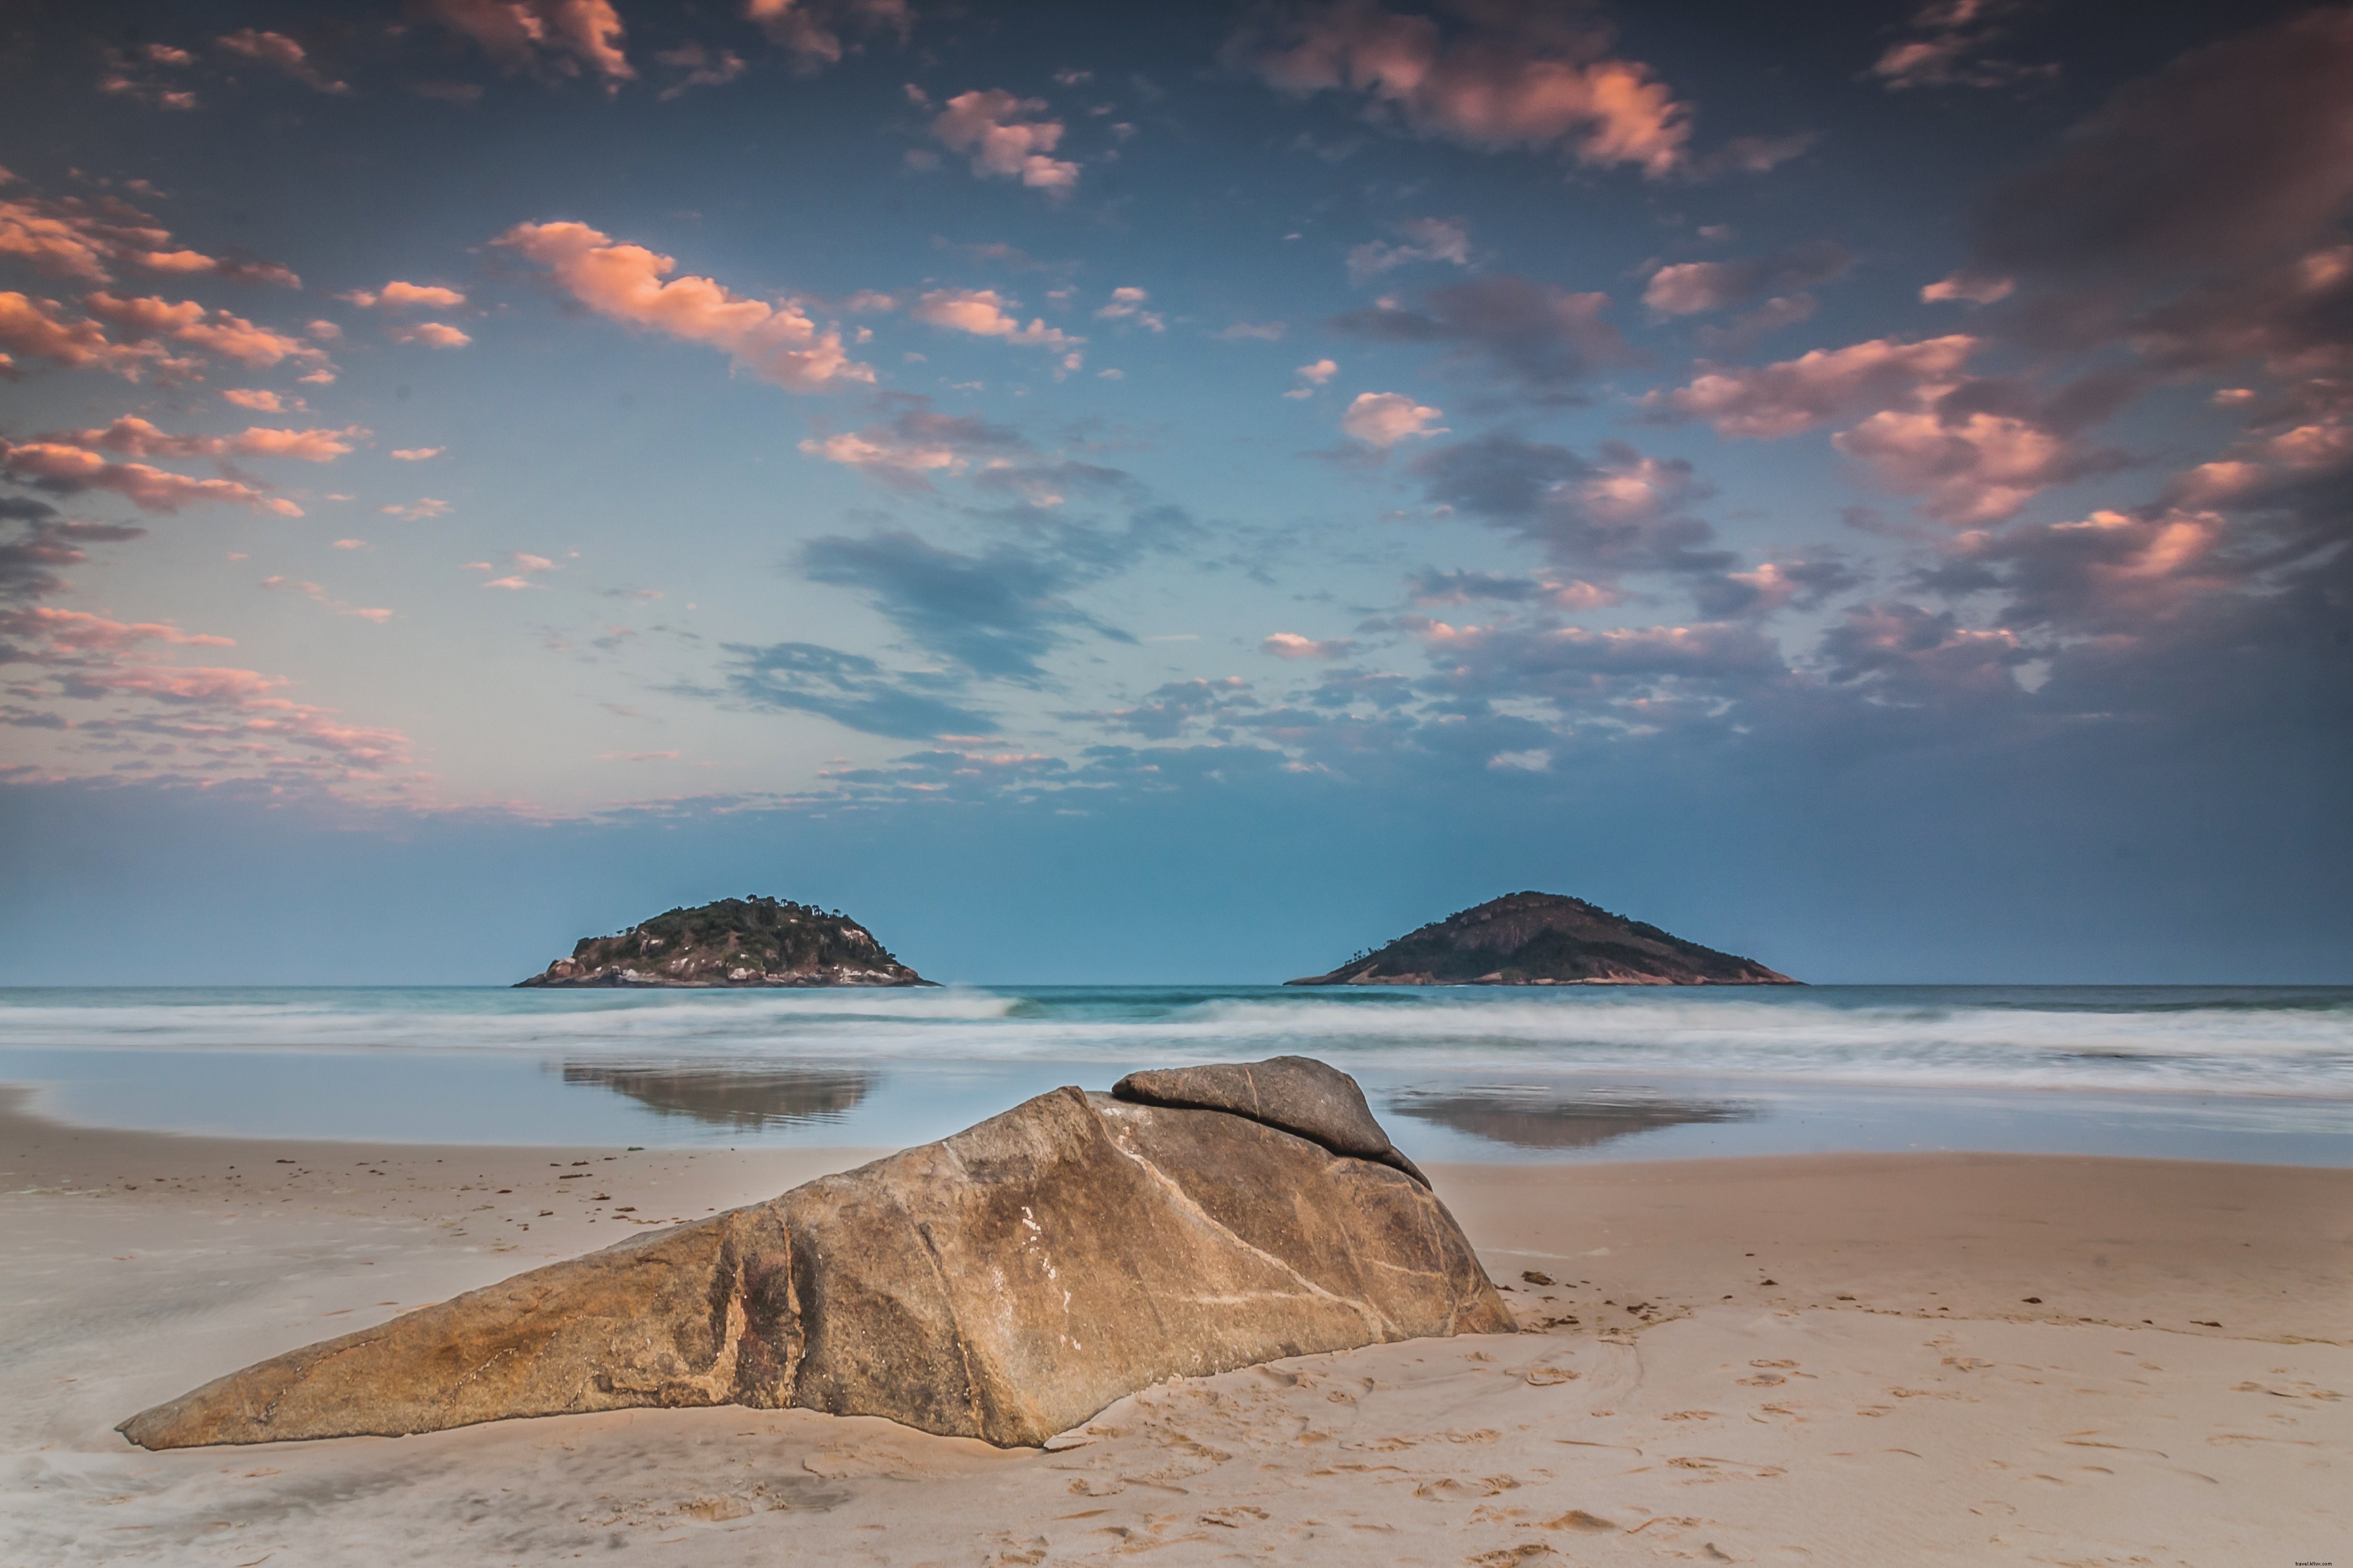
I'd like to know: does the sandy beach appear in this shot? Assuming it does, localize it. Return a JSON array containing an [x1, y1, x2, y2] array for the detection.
[[3, 1086, 2346, 1566]]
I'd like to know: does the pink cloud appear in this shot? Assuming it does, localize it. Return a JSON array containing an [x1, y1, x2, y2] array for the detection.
[[910, 288, 1081, 349], [0, 174, 299, 288], [1341, 390, 1446, 448], [391, 446, 446, 461], [1233, 0, 1691, 177], [930, 90, 1080, 192], [1651, 335, 1978, 437], [44, 416, 365, 463], [83, 291, 335, 373], [0, 291, 180, 380], [1832, 407, 2089, 523], [1262, 632, 1357, 660], [5, 607, 234, 652], [220, 388, 286, 411], [343, 281, 469, 310], [1921, 272, 2014, 305], [496, 220, 871, 392], [412, 0, 634, 85], [382, 498, 452, 520], [0, 439, 303, 514], [215, 29, 348, 93], [260, 575, 395, 622], [1284, 357, 1339, 399], [654, 41, 746, 99], [387, 320, 473, 348], [745, 0, 911, 68]]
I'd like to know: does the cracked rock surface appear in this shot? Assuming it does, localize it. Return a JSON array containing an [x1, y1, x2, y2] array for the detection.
[[118, 1077, 1510, 1451]]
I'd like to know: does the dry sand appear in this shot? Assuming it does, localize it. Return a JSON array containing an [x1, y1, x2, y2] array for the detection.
[[1, 1086, 2346, 1565]]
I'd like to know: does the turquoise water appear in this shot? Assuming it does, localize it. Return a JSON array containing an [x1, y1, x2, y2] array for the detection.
[[2, 984, 2348, 1163]]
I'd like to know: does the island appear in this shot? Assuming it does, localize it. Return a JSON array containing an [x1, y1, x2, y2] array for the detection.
[[515, 895, 933, 987], [1285, 890, 1797, 986]]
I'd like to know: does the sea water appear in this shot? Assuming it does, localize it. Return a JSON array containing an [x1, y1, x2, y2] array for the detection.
[[1, 984, 2347, 1164]]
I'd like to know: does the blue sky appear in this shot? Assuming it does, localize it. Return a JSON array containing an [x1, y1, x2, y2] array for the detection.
[[2, 0, 2347, 984]]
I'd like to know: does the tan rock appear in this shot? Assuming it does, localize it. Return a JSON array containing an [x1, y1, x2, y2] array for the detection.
[[1113, 1054, 1432, 1186], [120, 1076, 1510, 1452]]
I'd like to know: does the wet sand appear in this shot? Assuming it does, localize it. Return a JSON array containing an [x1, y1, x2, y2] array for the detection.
[[2, 1087, 2346, 1565]]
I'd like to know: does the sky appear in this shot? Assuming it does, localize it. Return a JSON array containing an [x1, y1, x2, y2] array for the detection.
[[1, 0, 2348, 985]]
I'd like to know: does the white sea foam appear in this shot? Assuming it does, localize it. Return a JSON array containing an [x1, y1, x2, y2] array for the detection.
[[2, 985, 2347, 1098]]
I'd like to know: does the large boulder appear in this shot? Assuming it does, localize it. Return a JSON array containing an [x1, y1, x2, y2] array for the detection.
[[120, 1068, 1511, 1452]]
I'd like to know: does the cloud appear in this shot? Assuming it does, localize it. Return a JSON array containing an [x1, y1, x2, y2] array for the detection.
[[1408, 615, 1784, 712], [260, 575, 394, 622], [930, 90, 1080, 192], [39, 416, 365, 463], [0, 511, 145, 603], [1868, 0, 2057, 92], [1642, 241, 1850, 315], [391, 447, 445, 461], [1408, 567, 1620, 611], [1819, 601, 2027, 699], [0, 441, 303, 515], [1331, 274, 1630, 399], [797, 397, 1026, 490], [220, 389, 286, 411], [96, 45, 201, 112], [1346, 216, 1471, 283], [386, 321, 473, 348], [910, 288, 1082, 349], [495, 221, 871, 392], [342, 281, 469, 310], [1922, 272, 2014, 305], [1970, 10, 2353, 286], [1340, 390, 1446, 448], [381, 498, 451, 520], [0, 174, 299, 289], [721, 640, 995, 738], [1099, 677, 1258, 740], [1216, 321, 1287, 341], [799, 529, 1132, 680], [1229, 0, 1691, 176], [215, 29, 349, 93], [1649, 335, 1977, 437], [1284, 357, 1338, 398], [82, 291, 336, 374], [1832, 406, 2117, 524], [0, 291, 185, 381], [1689, 558, 1863, 618], [1413, 433, 1731, 577], [744, 0, 912, 70], [410, 0, 634, 86], [1094, 287, 1164, 331], [0, 606, 233, 652], [654, 42, 746, 99], [1263, 632, 1356, 660]]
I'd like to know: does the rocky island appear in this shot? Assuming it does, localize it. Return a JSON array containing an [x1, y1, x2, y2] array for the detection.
[[1287, 890, 1797, 986], [516, 895, 931, 988]]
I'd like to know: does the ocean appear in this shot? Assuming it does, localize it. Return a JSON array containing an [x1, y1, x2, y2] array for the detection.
[[3, 984, 2348, 1164]]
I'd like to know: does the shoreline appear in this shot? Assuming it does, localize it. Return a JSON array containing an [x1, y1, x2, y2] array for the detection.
[[4, 1090, 2346, 1563]]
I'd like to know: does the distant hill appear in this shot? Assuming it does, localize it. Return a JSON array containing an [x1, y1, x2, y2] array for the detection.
[[516, 896, 932, 988], [1285, 891, 1797, 987]]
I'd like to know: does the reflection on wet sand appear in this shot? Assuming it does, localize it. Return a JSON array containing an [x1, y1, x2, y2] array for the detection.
[[560, 1062, 876, 1130], [1386, 1086, 1754, 1151]]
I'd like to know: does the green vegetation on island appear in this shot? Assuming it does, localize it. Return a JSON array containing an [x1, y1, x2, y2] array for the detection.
[[1285, 890, 1797, 987], [516, 895, 932, 988]]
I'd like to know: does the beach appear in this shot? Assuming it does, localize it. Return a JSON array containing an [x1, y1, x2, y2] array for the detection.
[[5, 1088, 2346, 1566]]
